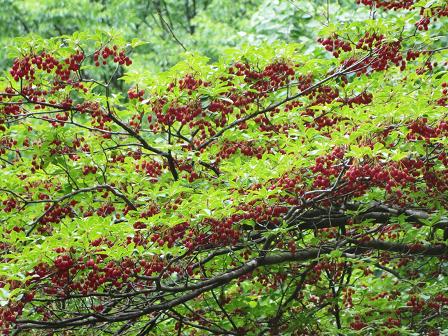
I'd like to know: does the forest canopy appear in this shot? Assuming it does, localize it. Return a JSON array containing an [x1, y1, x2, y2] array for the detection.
[[0, 0, 448, 335]]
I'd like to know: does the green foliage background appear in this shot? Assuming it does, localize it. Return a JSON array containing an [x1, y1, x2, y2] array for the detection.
[[0, 0, 360, 71]]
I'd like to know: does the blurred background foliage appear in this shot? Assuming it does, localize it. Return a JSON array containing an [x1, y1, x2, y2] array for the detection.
[[0, 0, 361, 71], [3, 0, 445, 75]]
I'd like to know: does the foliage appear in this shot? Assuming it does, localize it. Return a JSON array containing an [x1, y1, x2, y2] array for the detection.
[[0, 1, 448, 335], [0, 0, 358, 72], [0, 0, 263, 71]]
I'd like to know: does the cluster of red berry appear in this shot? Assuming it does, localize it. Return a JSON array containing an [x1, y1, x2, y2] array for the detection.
[[127, 88, 145, 100], [437, 82, 448, 106], [318, 35, 352, 58], [356, 0, 414, 10], [82, 165, 97, 175], [93, 45, 132, 66]]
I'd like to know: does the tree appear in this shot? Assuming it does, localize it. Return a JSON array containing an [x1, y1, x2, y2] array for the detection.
[[0, 0, 267, 71], [0, 0, 358, 72], [0, 1, 447, 335]]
